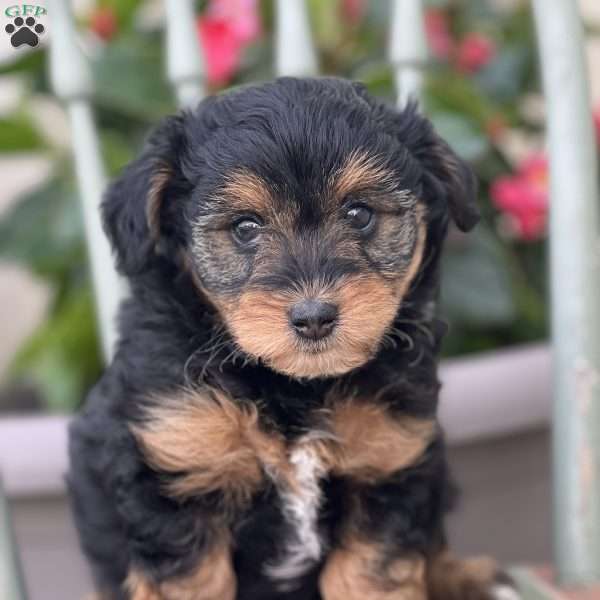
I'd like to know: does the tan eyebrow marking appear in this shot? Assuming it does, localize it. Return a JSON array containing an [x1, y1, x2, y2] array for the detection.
[[331, 151, 396, 201], [218, 170, 274, 215]]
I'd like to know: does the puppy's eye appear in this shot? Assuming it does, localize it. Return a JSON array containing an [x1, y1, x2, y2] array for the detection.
[[232, 218, 263, 244], [345, 205, 374, 231]]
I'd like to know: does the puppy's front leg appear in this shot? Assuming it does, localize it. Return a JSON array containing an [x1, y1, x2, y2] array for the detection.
[[320, 538, 427, 600], [124, 389, 287, 600], [316, 397, 517, 600], [126, 541, 236, 600], [317, 401, 439, 600]]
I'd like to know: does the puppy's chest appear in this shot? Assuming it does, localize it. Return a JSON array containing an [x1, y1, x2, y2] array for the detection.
[[133, 390, 434, 581]]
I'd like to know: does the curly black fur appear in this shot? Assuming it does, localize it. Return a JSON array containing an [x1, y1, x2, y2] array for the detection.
[[68, 77, 483, 600]]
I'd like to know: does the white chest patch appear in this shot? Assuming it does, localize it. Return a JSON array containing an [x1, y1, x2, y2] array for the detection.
[[264, 443, 326, 585]]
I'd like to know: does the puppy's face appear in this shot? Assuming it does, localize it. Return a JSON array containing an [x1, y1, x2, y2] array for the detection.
[[190, 154, 426, 379], [104, 79, 479, 380]]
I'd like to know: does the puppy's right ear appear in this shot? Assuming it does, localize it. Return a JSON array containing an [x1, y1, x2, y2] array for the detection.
[[102, 114, 189, 276]]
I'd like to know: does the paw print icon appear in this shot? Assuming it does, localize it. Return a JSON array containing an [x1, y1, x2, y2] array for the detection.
[[5, 16, 45, 48]]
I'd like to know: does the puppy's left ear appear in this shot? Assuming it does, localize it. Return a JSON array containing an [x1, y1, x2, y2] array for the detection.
[[351, 89, 480, 232], [425, 135, 480, 232], [101, 114, 191, 276], [388, 101, 480, 232]]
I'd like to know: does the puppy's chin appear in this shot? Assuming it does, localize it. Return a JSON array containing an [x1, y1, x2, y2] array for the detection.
[[261, 344, 374, 379]]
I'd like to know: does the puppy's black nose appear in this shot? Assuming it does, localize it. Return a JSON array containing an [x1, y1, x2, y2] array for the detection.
[[289, 300, 338, 341]]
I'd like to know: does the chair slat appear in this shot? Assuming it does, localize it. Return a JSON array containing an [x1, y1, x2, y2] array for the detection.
[[389, 0, 427, 107], [275, 0, 317, 77], [48, 0, 126, 360], [533, 0, 600, 585], [165, 0, 205, 108], [0, 479, 27, 600]]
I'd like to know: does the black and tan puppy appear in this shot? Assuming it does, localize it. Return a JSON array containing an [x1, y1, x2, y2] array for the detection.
[[68, 77, 518, 600]]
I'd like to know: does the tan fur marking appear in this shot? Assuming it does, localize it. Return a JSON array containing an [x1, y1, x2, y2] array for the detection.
[[332, 151, 395, 201], [427, 552, 501, 600], [126, 542, 236, 600], [225, 288, 293, 367], [219, 171, 273, 215], [126, 572, 161, 600], [318, 401, 435, 482], [334, 275, 400, 359], [320, 538, 426, 600], [146, 164, 172, 242], [396, 220, 426, 299], [132, 389, 286, 503]]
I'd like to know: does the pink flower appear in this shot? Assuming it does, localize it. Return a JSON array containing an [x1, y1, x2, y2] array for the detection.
[[593, 106, 600, 144], [425, 8, 454, 60], [456, 33, 496, 73], [484, 114, 507, 143], [341, 0, 367, 25], [490, 154, 549, 241], [89, 6, 118, 41], [197, 0, 261, 87]]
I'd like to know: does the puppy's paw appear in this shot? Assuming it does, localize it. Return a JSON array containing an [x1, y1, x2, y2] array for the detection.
[[427, 553, 520, 600], [489, 577, 521, 600]]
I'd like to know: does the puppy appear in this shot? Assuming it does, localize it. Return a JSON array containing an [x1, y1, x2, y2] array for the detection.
[[68, 77, 517, 600]]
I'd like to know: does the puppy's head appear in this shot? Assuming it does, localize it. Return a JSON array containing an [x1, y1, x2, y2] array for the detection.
[[103, 78, 478, 379]]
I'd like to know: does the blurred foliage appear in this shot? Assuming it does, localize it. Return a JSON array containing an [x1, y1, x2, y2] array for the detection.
[[0, 0, 548, 412]]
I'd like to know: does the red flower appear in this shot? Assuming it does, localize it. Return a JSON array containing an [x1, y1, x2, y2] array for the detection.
[[341, 0, 367, 25], [484, 114, 507, 142], [593, 105, 600, 145], [89, 6, 118, 41], [197, 0, 261, 87], [490, 154, 548, 241], [425, 8, 454, 60], [456, 33, 496, 73]]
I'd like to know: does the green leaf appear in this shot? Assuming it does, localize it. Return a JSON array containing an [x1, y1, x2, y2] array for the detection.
[[0, 178, 86, 280], [0, 48, 45, 76], [97, 0, 143, 28], [100, 129, 135, 175], [441, 226, 516, 326], [307, 0, 344, 50], [92, 35, 176, 121], [430, 111, 489, 162], [0, 114, 45, 151], [474, 45, 532, 102], [426, 71, 498, 125], [10, 285, 102, 412], [365, 0, 391, 26], [352, 60, 394, 99]]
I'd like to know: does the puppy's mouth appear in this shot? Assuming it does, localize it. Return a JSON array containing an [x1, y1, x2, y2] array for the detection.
[[301, 343, 333, 355], [223, 275, 402, 379]]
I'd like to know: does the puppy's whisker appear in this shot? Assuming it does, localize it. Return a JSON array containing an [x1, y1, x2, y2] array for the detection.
[[199, 342, 231, 379], [195, 331, 228, 352], [380, 333, 399, 350], [386, 326, 415, 352], [408, 344, 426, 368], [219, 347, 244, 371], [182, 326, 235, 383], [395, 319, 435, 347]]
